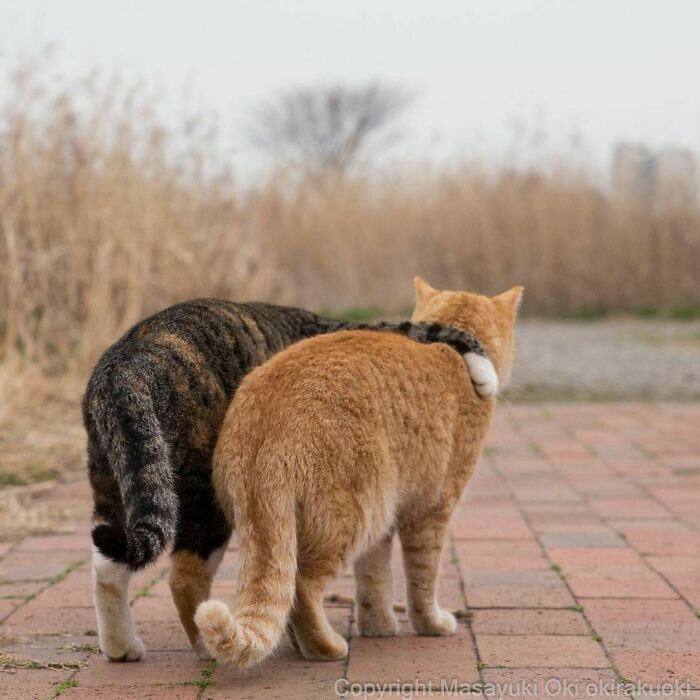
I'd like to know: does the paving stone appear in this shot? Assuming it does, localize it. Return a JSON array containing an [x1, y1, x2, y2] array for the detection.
[[481, 667, 618, 699], [564, 567, 678, 599], [15, 535, 91, 553], [0, 551, 87, 583], [613, 650, 700, 685], [207, 638, 345, 699], [3, 604, 96, 636], [2, 633, 96, 668], [0, 667, 73, 700], [539, 531, 627, 548], [74, 651, 206, 687], [451, 512, 534, 540], [466, 584, 575, 609], [472, 609, 589, 635], [582, 598, 698, 624], [347, 625, 478, 685], [478, 634, 609, 668], [62, 686, 200, 699], [589, 498, 672, 519]]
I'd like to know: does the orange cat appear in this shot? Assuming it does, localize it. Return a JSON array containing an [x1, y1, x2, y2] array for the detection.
[[195, 279, 522, 666]]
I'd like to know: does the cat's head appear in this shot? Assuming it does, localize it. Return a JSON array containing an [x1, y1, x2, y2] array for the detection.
[[410, 277, 523, 385]]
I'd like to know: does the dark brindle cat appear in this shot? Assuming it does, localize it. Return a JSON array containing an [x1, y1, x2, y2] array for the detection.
[[84, 298, 497, 661]]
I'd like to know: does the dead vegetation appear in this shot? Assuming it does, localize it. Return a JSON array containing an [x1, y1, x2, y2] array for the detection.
[[1, 59, 699, 496]]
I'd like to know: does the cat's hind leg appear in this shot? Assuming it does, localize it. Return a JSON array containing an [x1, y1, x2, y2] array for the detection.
[[398, 511, 457, 636], [92, 545, 144, 661], [169, 541, 228, 659], [353, 532, 398, 637], [290, 564, 349, 661]]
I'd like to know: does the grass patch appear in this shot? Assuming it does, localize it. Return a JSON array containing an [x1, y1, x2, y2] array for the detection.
[[54, 679, 79, 697], [569, 603, 583, 612], [632, 305, 661, 318], [189, 660, 216, 690], [550, 564, 562, 573], [670, 301, 700, 320], [592, 633, 603, 642]]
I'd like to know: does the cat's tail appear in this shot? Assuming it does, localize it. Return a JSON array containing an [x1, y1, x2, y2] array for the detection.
[[86, 371, 177, 571], [194, 457, 296, 667]]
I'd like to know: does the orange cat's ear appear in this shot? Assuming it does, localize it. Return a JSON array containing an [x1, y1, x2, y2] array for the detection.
[[495, 286, 524, 315], [414, 277, 439, 309]]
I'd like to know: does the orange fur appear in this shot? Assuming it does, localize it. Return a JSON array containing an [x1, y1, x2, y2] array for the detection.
[[195, 281, 522, 666]]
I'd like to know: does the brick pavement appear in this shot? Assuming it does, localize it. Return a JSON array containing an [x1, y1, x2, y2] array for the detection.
[[1, 403, 699, 699]]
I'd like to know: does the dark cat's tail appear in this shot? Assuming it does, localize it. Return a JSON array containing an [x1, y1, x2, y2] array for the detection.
[[194, 453, 296, 667], [87, 373, 177, 571]]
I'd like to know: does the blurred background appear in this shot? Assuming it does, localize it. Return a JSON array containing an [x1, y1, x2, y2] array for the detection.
[[1, 1, 700, 494]]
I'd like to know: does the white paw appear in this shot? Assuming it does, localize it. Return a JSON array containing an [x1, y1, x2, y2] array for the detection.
[[412, 608, 457, 636], [103, 635, 145, 662], [464, 353, 499, 398]]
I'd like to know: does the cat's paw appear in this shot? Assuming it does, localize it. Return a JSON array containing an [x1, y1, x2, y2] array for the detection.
[[103, 635, 145, 662], [297, 629, 348, 661], [412, 608, 457, 636], [358, 608, 399, 637], [464, 353, 499, 398]]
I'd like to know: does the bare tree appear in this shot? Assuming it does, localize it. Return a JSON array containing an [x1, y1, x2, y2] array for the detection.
[[248, 81, 411, 174]]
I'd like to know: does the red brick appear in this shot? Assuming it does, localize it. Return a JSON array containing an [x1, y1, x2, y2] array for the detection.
[[565, 567, 678, 599], [16, 534, 91, 552], [453, 540, 543, 559], [74, 651, 206, 687], [582, 598, 697, 624], [589, 498, 671, 519], [539, 531, 626, 548], [2, 633, 95, 667], [208, 638, 345, 699], [0, 551, 87, 583], [0, 667, 73, 700], [478, 634, 609, 668], [472, 609, 589, 635], [0, 580, 45, 599], [481, 667, 618, 698], [466, 584, 575, 608], [621, 527, 700, 556], [451, 513, 533, 540], [32, 569, 93, 608], [3, 603, 95, 636], [613, 650, 700, 685], [646, 556, 700, 607], [347, 624, 478, 684], [62, 686, 199, 699]]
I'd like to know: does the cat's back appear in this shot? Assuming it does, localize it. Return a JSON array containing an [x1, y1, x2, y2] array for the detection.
[[232, 329, 473, 419]]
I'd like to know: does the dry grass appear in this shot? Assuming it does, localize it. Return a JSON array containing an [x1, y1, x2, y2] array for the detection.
[[0, 59, 699, 411]]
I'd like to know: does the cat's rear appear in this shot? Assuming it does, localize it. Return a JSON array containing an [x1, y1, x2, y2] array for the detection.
[[195, 281, 522, 667]]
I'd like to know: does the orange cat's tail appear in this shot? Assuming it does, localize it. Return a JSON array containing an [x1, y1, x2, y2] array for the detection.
[[194, 469, 297, 667]]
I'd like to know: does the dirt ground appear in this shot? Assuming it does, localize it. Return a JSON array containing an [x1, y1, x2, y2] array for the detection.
[[507, 318, 700, 401]]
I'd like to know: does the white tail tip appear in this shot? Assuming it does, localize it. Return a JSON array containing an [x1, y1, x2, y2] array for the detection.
[[464, 353, 499, 398]]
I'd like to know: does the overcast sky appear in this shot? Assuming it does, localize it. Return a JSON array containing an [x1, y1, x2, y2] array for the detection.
[[2, 0, 699, 178]]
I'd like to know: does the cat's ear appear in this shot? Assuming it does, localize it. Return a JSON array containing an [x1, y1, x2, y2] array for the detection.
[[495, 286, 524, 316], [414, 277, 439, 309]]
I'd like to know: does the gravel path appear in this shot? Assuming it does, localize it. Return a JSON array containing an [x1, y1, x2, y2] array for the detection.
[[506, 319, 700, 400]]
